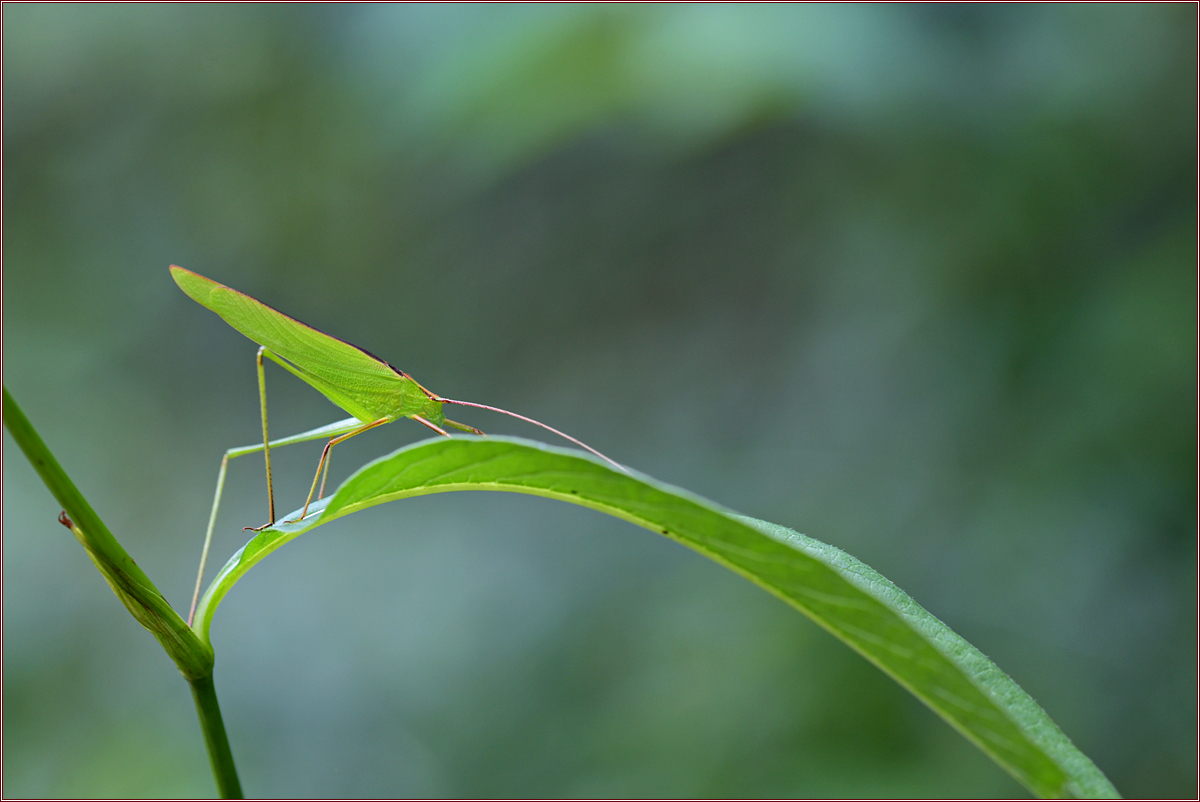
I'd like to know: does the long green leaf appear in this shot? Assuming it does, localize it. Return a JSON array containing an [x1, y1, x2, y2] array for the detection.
[[194, 436, 1117, 799]]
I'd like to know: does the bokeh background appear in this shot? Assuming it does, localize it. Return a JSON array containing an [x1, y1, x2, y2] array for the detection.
[[4, 5, 1195, 798]]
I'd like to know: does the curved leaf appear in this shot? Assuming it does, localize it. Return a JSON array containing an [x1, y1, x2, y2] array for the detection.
[[193, 436, 1117, 799]]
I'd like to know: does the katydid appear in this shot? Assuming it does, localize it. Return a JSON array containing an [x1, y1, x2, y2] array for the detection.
[[170, 265, 624, 626]]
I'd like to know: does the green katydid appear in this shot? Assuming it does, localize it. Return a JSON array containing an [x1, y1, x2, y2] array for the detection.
[[170, 265, 624, 626]]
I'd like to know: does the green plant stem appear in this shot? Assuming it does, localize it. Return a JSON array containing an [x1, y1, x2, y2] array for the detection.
[[190, 675, 243, 799], [3, 385, 240, 797], [3, 387, 158, 590]]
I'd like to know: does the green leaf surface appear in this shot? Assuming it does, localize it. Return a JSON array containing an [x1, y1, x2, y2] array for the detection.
[[194, 436, 1117, 799]]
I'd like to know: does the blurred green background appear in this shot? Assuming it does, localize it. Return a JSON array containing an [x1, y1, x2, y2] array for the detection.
[[3, 4, 1195, 798]]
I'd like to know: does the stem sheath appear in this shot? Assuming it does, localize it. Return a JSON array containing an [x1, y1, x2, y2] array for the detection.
[[4, 385, 242, 797]]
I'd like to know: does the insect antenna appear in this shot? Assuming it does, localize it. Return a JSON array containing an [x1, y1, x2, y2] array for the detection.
[[436, 397, 627, 473]]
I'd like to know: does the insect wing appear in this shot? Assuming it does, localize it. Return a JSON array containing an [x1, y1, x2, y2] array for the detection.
[[171, 266, 410, 421]]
